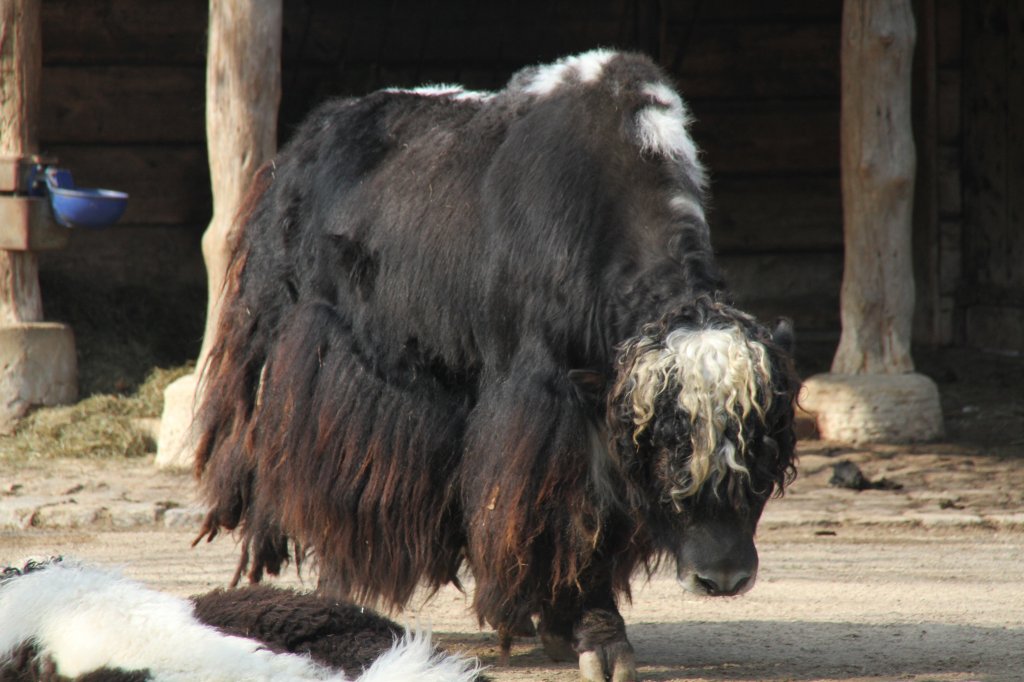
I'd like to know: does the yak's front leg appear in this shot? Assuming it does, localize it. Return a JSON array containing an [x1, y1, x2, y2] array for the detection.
[[463, 343, 632, 678], [575, 609, 636, 682], [540, 581, 637, 682]]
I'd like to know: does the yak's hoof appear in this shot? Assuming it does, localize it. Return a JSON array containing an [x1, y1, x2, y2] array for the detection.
[[578, 641, 637, 682], [540, 631, 576, 662], [574, 608, 636, 681]]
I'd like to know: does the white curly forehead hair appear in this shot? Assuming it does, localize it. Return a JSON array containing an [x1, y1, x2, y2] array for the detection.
[[621, 320, 775, 504]]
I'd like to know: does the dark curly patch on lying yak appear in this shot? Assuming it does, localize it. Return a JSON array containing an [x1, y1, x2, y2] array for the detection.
[[193, 49, 800, 682], [191, 584, 402, 675], [0, 644, 150, 682]]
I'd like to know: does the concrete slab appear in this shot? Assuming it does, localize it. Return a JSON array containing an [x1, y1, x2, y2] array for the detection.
[[0, 322, 77, 432], [800, 372, 944, 444]]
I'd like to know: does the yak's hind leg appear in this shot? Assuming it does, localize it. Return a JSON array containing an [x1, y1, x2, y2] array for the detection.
[[201, 298, 471, 607], [462, 342, 637, 681]]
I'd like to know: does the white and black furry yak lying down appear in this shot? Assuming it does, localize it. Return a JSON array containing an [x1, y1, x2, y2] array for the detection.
[[0, 560, 481, 682], [195, 49, 800, 681]]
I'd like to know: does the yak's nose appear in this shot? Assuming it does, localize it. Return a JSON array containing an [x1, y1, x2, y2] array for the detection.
[[694, 569, 754, 596], [677, 515, 760, 597]]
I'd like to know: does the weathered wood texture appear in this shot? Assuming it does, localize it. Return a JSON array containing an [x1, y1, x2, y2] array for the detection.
[[36, 1, 209, 294], [0, 0, 42, 324], [911, 0, 941, 345], [832, 0, 918, 374], [0, 0, 38, 147], [962, 0, 1024, 352], [197, 0, 281, 367], [930, 0, 963, 346]]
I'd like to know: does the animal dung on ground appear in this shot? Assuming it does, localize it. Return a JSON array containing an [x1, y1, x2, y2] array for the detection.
[[829, 460, 903, 491]]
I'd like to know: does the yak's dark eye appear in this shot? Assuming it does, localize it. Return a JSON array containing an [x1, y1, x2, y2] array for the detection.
[[649, 408, 690, 450]]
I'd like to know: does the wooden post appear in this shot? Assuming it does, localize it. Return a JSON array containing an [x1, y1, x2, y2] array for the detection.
[[833, 0, 917, 375], [0, 0, 76, 431], [0, 0, 42, 324], [157, 0, 281, 468], [197, 0, 282, 369], [801, 0, 943, 443]]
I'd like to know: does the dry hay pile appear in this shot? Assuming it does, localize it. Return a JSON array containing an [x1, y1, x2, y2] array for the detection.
[[0, 274, 204, 462], [0, 365, 193, 462]]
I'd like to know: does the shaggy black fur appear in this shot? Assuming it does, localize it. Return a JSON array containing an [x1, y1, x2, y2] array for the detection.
[[191, 584, 401, 675], [193, 50, 799, 678]]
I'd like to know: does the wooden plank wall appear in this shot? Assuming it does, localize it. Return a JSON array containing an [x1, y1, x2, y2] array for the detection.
[[933, 0, 965, 347], [37, 1, 210, 289], [962, 0, 1024, 353], [912, 0, 963, 347], [36, 0, 848, 338]]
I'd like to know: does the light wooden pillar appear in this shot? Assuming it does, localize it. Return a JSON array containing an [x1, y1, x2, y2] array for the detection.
[[0, 0, 76, 432], [801, 0, 943, 443], [157, 0, 281, 468]]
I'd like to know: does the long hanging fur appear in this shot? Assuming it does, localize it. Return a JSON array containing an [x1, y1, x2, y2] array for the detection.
[[0, 560, 481, 682], [193, 48, 799, 659]]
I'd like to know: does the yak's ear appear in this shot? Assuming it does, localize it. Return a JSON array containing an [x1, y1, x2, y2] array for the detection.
[[771, 317, 795, 354], [568, 369, 607, 407]]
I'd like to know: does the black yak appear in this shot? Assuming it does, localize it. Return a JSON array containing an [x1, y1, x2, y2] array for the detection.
[[0, 559, 480, 681], [194, 49, 799, 681]]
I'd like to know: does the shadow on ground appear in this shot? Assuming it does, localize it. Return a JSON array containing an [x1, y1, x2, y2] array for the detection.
[[439, 619, 1019, 682]]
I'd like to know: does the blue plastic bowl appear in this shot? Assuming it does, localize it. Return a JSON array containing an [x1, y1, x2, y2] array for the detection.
[[46, 174, 129, 229]]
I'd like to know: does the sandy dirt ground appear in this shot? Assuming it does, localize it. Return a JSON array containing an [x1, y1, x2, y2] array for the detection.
[[2, 345, 1022, 681], [3, 517, 1023, 681]]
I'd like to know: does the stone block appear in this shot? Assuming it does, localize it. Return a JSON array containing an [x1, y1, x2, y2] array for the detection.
[[902, 511, 985, 527], [799, 372, 944, 444], [0, 495, 47, 530], [981, 513, 1024, 528], [163, 505, 206, 529], [32, 502, 101, 528], [155, 372, 199, 470], [108, 502, 160, 529], [0, 322, 77, 432]]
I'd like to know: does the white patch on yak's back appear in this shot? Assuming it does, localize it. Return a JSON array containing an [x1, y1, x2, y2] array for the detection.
[[636, 82, 702, 174], [628, 325, 773, 502], [521, 48, 617, 96], [384, 84, 494, 101], [668, 194, 706, 223]]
